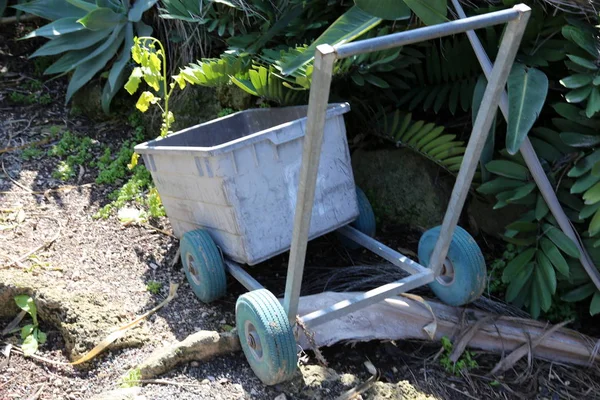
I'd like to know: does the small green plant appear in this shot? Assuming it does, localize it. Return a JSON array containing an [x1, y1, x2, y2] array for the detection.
[[14, 295, 46, 356], [217, 107, 235, 117], [438, 336, 478, 376], [48, 130, 96, 181], [39, 94, 52, 105], [487, 244, 517, 295], [25, 79, 42, 91], [120, 368, 141, 388], [9, 91, 38, 105], [52, 161, 75, 181], [146, 281, 162, 294], [21, 147, 43, 161]]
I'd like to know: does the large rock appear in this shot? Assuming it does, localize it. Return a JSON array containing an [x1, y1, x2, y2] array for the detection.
[[351, 147, 454, 229]]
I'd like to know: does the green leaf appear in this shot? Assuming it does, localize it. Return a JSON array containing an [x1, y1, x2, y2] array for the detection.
[[590, 291, 600, 316], [566, 85, 592, 103], [108, 22, 134, 91], [562, 25, 598, 58], [560, 74, 593, 89], [569, 149, 600, 177], [537, 251, 557, 295], [21, 334, 39, 356], [588, 207, 600, 236], [503, 247, 536, 283], [552, 103, 600, 129], [534, 268, 552, 312], [566, 54, 598, 71], [280, 6, 381, 76], [354, 0, 410, 20], [22, 18, 86, 39], [476, 178, 524, 195], [403, 0, 447, 25], [562, 282, 595, 302], [543, 224, 580, 258], [30, 29, 112, 58], [136, 91, 158, 112], [586, 87, 600, 118], [473, 75, 495, 182], [560, 132, 600, 148], [485, 160, 529, 181], [507, 182, 536, 202], [13, 0, 87, 20], [363, 74, 389, 88], [506, 64, 548, 155], [128, 0, 158, 22], [505, 263, 534, 302], [20, 324, 34, 340], [14, 295, 37, 319], [540, 237, 569, 277], [505, 220, 538, 232], [584, 182, 600, 205], [66, 0, 97, 12], [65, 25, 126, 103], [580, 201, 600, 219], [77, 8, 125, 31], [535, 194, 549, 221], [125, 67, 143, 95], [36, 329, 47, 345]]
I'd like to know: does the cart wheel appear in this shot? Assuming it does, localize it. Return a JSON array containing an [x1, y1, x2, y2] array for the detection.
[[236, 289, 297, 385], [417, 225, 486, 306], [180, 229, 227, 303], [340, 187, 376, 249]]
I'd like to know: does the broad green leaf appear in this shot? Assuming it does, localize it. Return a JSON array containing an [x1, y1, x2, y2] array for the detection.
[[22, 18, 85, 39], [569, 149, 600, 177], [485, 160, 529, 181], [537, 251, 557, 294], [30, 29, 112, 58], [103, 62, 128, 113], [566, 85, 592, 103], [13, 0, 87, 20], [65, 26, 125, 103], [128, 0, 158, 22], [280, 6, 381, 75], [364, 74, 389, 88], [506, 64, 548, 154], [588, 207, 600, 236], [77, 8, 126, 31], [591, 291, 600, 316], [0, 0, 6, 17], [20, 324, 34, 340], [552, 103, 600, 129], [36, 329, 47, 345], [21, 334, 39, 356], [566, 54, 598, 70], [580, 202, 600, 219], [476, 178, 524, 195], [14, 295, 37, 319], [584, 182, 600, 205], [540, 237, 569, 277], [505, 220, 538, 232], [354, 0, 410, 20], [66, 0, 97, 12], [507, 182, 536, 202], [572, 173, 600, 194], [44, 45, 101, 75], [562, 25, 598, 58], [560, 74, 593, 89], [473, 75, 495, 182], [505, 263, 534, 302], [108, 22, 133, 90], [534, 268, 552, 312], [535, 194, 549, 220], [543, 224, 580, 258], [134, 20, 153, 37], [586, 87, 600, 118], [136, 91, 158, 112], [403, 0, 447, 25], [560, 132, 600, 148], [503, 247, 536, 283], [562, 282, 595, 302]]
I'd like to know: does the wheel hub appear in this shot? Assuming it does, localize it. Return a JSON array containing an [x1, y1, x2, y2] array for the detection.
[[186, 253, 202, 286], [244, 321, 263, 361], [436, 258, 455, 286]]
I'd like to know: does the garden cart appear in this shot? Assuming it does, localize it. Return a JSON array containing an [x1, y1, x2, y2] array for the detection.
[[134, 4, 532, 385]]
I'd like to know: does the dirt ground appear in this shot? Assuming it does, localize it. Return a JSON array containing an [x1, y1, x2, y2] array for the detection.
[[2, 21, 600, 400]]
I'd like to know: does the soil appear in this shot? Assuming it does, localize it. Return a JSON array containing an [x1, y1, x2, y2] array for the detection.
[[2, 20, 600, 400]]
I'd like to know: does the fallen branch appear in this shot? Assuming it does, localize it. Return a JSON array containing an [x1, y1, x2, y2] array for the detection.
[[137, 330, 240, 379], [0, 15, 39, 25]]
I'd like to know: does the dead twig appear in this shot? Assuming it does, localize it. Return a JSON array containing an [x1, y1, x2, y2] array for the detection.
[[449, 316, 495, 363], [1, 310, 27, 336], [0, 15, 39, 24], [1, 229, 61, 269], [24, 383, 46, 400], [1, 160, 34, 194], [296, 316, 328, 367], [490, 320, 572, 376]]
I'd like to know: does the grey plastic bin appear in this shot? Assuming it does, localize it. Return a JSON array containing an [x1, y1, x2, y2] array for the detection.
[[134, 102, 358, 265]]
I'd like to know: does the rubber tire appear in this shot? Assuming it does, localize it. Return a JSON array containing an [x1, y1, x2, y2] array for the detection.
[[340, 187, 377, 249], [236, 289, 297, 386], [417, 225, 486, 306], [180, 229, 227, 303]]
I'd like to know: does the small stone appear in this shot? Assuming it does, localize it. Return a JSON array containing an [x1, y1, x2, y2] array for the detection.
[[207, 376, 216, 382], [218, 377, 229, 384], [201, 379, 210, 384], [274, 394, 287, 400], [392, 367, 398, 373], [53, 378, 62, 387], [201, 312, 209, 318], [220, 319, 226, 324], [250, 388, 258, 396], [149, 263, 159, 270], [190, 361, 199, 367]]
